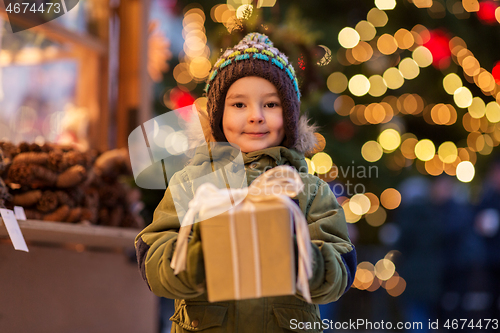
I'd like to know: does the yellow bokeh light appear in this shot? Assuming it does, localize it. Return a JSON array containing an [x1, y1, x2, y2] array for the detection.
[[415, 139, 436, 161], [496, 7, 500, 23], [375, 259, 396, 281], [399, 58, 420, 80], [378, 128, 401, 151], [412, 46, 433, 67], [348, 74, 371, 96], [305, 157, 316, 175], [468, 97, 486, 119], [189, 57, 212, 79], [383, 67, 404, 90], [380, 188, 401, 210], [342, 200, 362, 223], [438, 141, 458, 163], [362, 141, 384, 162], [368, 75, 388, 97], [350, 194, 371, 215], [311, 152, 333, 174], [454, 87, 473, 108], [485, 102, 500, 123], [367, 8, 389, 27], [173, 62, 193, 84], [375, 0, 396, 10], [456, 161, 475, 182], [377, 34, 398, 55], [327, 72, 348, 94], [365, 206, 386, 227], [338, 27, 360, 49], [394, 28, 414, 49], [355, 20, 377, 41], [443, 73, 462, 95]]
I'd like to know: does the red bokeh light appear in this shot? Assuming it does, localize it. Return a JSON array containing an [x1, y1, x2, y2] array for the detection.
[[169, 88, 196, 119], [424, 29, 451, 70], [333, 120, 356, 142], [477, 1, 498, 25], [493, 61, 500, 84]]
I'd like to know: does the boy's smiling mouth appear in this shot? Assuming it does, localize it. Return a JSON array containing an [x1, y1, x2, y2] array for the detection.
[[243, 132, 269, 137]]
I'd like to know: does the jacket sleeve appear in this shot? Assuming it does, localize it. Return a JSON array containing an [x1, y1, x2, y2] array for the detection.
[[134, 171, 205, 299], [295, 176, 357, 304]]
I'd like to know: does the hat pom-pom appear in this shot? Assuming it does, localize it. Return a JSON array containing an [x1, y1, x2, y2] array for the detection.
[[241, 32, 273, 47]]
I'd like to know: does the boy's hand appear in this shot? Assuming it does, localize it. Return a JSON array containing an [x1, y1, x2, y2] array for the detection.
[[186, 222, 205, 291]]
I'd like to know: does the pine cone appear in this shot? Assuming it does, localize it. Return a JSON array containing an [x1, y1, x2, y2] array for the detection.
[[48, 150, 68, 172], [43, 205, 70, 222], [37, 191, 58, 212], [11, 190, 42, 207], [56, 165, 87, 188]]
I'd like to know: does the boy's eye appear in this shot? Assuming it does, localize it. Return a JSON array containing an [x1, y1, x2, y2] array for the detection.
[[233, 103, 245, 108], [266, 102, 279, 108]]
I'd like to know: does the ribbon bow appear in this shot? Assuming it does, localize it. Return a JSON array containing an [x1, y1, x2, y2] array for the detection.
[[171, 165, 313, 303]]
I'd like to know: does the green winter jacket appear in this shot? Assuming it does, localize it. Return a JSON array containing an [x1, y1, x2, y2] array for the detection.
[[135, 144, 356, 333]]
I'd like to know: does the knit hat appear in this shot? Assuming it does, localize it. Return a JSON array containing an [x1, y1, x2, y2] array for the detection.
[[204, 32, 301, 148]]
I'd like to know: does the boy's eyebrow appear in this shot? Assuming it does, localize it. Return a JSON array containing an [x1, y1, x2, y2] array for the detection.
[[226, 92, 279, 100]]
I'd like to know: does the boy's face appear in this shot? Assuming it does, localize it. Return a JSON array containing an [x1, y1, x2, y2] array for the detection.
[[222, 76, 285, 153]]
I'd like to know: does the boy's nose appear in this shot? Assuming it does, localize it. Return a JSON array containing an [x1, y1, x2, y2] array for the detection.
[[248, 106, 265, 124]]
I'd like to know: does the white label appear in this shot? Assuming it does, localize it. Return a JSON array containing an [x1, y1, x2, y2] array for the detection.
[[14, 206, 27, 220], [0, 209, 29, 252]]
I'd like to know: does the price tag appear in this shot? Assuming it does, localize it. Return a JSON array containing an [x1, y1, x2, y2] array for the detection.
[[0, 209, 29, 252], [14, 206, 27, 220]]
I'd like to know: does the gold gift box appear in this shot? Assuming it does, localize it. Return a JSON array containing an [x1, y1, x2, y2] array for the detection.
[[200, 201, 295, 302]]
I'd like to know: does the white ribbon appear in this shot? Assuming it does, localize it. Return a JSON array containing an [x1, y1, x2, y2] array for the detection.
[[170, 165, 313, 303]]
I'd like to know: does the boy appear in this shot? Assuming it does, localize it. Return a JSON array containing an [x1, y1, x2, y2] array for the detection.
[[135, 32, 356, 332]]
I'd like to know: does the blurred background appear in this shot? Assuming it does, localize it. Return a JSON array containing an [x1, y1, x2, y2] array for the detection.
[[1, 0, 500, 332]]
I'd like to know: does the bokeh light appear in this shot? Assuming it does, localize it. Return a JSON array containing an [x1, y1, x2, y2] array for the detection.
[[399, 58, 420, 79], [443, 73, 462, 95], [380, 188, 401, 210], [365, 206, 387, 227], [327, 72, 348, 93], [383, 68, 404, 90], [367, 8, 389, 27], [339, 27, 360, 49], [378, 129, 401, 151], [362, 141, 384, 162], [375, 259, 396, 281], [377, 34, 398, 55], [355, 20, 377, 41], [311, 152, 333, 174], [412, 46, 433, 67], [394, 28, 414, 49], [468, 97, 486, 118], [349, 74, 371, 96], [350, 193, 371, 216], [485, 102, 500, 123], [415, 139, 436, 161], [438, 141, 458, 163], [456, 161, 475, 182], [368, 75, 388, 97], [454, 87, 473, 108]]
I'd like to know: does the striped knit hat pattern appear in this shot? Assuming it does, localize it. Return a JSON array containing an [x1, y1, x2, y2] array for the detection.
[[204, 32, 301, 148]]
